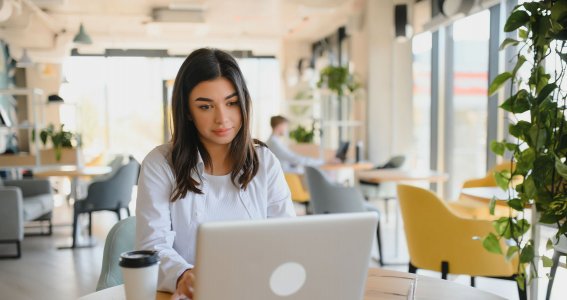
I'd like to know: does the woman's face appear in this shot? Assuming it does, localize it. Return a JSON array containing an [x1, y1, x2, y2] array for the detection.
[[188, 77, 242, 150]]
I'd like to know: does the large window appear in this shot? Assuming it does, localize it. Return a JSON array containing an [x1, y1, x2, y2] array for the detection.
[[411, 32, 432, 170], [448, 10, 491, 198], [61, 55, 282, 162]]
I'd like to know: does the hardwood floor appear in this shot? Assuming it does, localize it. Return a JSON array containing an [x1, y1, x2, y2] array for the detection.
[[0, 197, 565, 299]]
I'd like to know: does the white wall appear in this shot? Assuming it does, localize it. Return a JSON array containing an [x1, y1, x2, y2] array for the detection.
[[357, 0, 413, 164]]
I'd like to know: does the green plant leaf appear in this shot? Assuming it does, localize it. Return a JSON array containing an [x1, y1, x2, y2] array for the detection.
[[489, 196, 496, 215], [536, 83, 557, 104], [519, 29, 528, 40], [500, 38, 520, 50], [501, 90, 530, 114], [495, 170, 512, 190], [490, 140, 506, 156], [516, 219, 531, 235], [516, 274, 525, 291], [547, 238, 554, 251], [489, 72, 513, 96], [554, 158, 567, 180], [504, 10, 530, 32], [512, 55, 527, 76], [542, 255, 554, 268], [509, 121, 531, 138], [483, 233, 503, 254], [520, 244, 534, 263], [508, 198, 525, 211], [523, 176, 537, 199], [506, 245, 519, 260]]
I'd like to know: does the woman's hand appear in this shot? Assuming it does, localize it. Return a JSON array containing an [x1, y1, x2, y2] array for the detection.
[[171, 269, 195, 299]]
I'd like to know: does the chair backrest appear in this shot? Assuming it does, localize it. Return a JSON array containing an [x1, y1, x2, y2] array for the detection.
[[86, 159, 140, 209], [397, 184, 516, 276], [96, 216, 136, 291], [462, 161, 516, 188], [380, 155, 405, 169], [304, 166, 366, 214], [284, 173, 310, 202]]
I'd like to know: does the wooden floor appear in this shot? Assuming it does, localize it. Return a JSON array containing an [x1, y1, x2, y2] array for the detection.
[[0, 196, 565, 299]]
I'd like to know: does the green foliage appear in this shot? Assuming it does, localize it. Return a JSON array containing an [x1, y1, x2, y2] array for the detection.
[[289, 125, 315, 144], [32, 124, 78, 161], [317, 66, 360, 96], [484, 0, 567, 290]]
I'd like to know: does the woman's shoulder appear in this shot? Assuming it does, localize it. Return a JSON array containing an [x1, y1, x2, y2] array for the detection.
[[143, 143, 172, 166], [254, 142, 280, 167]]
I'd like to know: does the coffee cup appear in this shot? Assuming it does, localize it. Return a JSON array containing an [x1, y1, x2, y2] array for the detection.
[[119, 250, 160, 300]]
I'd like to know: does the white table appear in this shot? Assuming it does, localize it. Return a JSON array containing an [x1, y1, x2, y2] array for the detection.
[[79, 268, 505, 300]]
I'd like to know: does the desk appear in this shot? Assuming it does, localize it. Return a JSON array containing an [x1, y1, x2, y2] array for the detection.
[[34, 166, 112, 249], [79, 268, 504, 300], [34, 166, 112, 200], [356, 169, 449, 184], [320, 161, 374, 171], [461, 186, 538, 300]]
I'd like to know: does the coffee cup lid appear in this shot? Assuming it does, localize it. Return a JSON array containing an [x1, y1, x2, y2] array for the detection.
[[119, 250, 159, 268]]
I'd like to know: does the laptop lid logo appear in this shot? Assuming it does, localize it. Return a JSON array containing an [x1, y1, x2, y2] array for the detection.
[[269, 262, 306, 296]]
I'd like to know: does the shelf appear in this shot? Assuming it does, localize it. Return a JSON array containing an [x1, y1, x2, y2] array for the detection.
[[0, 148, 80, 168], [321, 120, 362, 127]]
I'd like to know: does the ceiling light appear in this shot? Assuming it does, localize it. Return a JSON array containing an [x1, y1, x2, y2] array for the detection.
[[73, 23, 93, 44], [16, 49, 33, 68]]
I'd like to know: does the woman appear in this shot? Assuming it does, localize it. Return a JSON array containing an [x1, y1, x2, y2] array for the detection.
[[135, 48, 295, 299]]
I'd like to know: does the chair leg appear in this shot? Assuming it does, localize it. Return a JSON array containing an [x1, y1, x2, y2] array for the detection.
[[470, 276, 476, 287], [546, 251, 562, 300], [0, 241, 21, 259], [88, 212, 93, 237], [116, 209, 121, 221], [126, 207, 131, 217], [376, 221, 384, 267], [72, 212, 79, 248], [409, 262, 418, 274], [47, 219, 53, 236], [441, 261, 449, 280], [517, 276, 527, 300]]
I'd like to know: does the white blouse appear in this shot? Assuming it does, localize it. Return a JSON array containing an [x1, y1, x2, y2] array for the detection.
[[135, 143, 296, 292]]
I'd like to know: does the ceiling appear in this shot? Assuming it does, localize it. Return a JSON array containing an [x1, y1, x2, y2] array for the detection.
[[0, 0, 365, 62]]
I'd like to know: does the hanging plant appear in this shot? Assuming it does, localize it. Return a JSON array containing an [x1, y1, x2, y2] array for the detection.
[[485, 0, 567, 290], [317, 65, 360, 97]]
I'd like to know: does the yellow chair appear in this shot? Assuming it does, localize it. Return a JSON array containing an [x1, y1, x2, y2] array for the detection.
[[448, 162, 517, 220], [397, 184, 525, 300], [284, 173, 310, 214]]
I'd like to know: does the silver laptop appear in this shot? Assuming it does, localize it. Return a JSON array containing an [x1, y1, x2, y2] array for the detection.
[[193, 212, 378, 300]]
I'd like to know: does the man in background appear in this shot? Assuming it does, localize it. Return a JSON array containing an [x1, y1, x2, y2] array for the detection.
[[266, 115, 325, 173]]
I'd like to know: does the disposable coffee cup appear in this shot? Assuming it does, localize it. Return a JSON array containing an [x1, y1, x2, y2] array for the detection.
[[120, 250, 160, 300]]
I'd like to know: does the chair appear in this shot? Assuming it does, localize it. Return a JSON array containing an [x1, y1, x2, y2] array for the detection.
[[72, 159, 140, 248], [396, 184, 526, 300], [304, 166, 383, 266], [449, 162, 517, 220], [96, 216, 136, 291], [0, 178, 54, 258], [546, 234, 567, 300], [359, 155, 405, 221], [284, 173, 310, 214]]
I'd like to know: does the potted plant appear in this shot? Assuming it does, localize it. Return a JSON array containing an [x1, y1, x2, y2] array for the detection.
[[33, 124, 80, 162], [485, 0, 567, 290], [289, 124, 315, 144], [317, 65, 360, 97]]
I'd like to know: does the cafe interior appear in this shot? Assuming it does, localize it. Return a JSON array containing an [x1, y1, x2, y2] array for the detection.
[[1, 0, 566, 299]]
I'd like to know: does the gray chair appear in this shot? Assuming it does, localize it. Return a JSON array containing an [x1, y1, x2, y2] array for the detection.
[[71, 159, 140, 248], [0, 178, 54, 258], [97, 216, 136, 291], [359, 155, 405, 221], [304, 166, 383, 266]]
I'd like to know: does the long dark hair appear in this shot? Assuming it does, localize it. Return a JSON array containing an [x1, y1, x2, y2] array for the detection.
[[170, 48, 262, 202]]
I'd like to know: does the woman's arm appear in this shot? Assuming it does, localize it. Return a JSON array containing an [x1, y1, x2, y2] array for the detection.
[[135, 148, 193, 292], [264, 148, 297, 218]]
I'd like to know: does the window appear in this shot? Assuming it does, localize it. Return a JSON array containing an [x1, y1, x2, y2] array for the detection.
[[411, 32, 432, 170]]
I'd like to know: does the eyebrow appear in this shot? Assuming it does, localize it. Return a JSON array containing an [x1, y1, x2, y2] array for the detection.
[[195, 92, 238, 102]]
